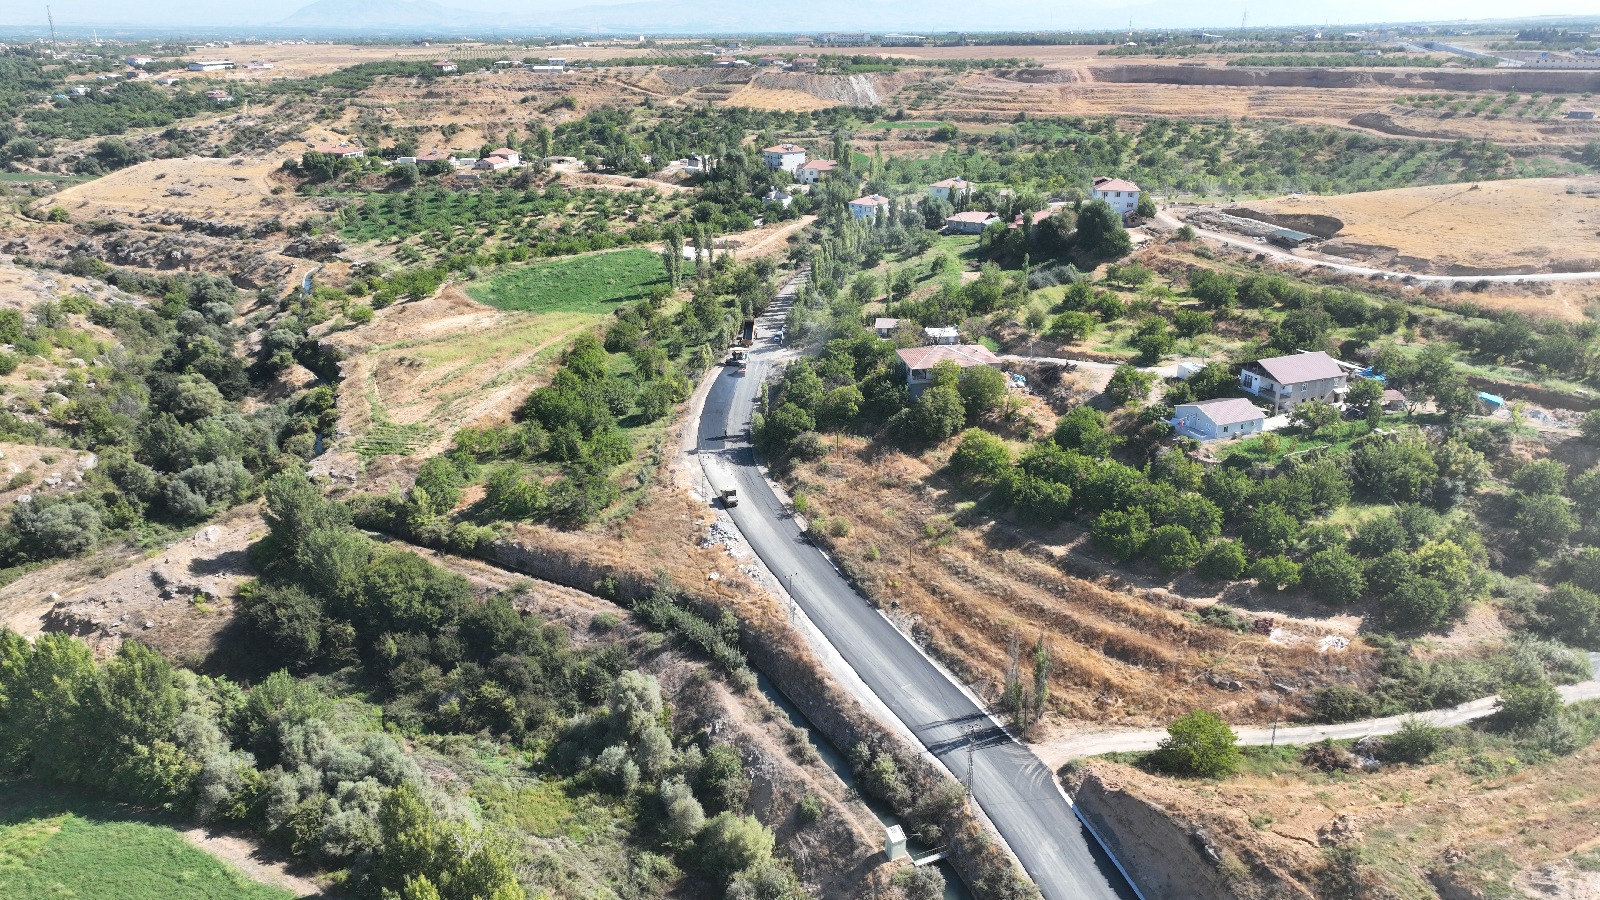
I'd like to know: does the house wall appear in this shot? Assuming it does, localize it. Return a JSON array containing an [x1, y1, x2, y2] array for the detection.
[[1093, 188, 1140, 216], [1239, 371, 1346, 411], [764, 151, 805, 172]]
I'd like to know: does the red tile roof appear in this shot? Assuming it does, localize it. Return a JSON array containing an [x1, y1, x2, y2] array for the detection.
[[931, 177, 968, 188], [850, 194, 891, 206], [1092, 176, 1141, 193], [763, 143, 805, 154], [799, 159, 836, 171], [896, 344, 999, 371], [945, 211, 996, 223]]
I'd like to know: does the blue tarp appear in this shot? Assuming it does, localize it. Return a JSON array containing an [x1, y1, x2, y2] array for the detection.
[[1477, 392, 1505, 406]]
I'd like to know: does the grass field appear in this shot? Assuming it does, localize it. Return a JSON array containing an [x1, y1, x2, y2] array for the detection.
[[467, 248, 670, 314], [0, 783, 292, 900]]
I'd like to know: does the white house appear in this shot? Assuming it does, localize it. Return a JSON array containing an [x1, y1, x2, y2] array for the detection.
[[432, 60, 458, 73], [763, 188, 793, 208], [310, 143, 365, 158], [762, 143, 807, 172], [923, 327, 960, 345], [205, 89, 233, 103], [873, 317, 900, 338], [486, 147, 521, 166], [848, 194, 890, 220], [1091, 176, 1142, 219], [796, 159, 836, 184], [1172, 398, 1266, 441], [928, 177, 970, 203], [944, 210, 997, 234], [187, 59, 235, 71], [895, 345, 1000, 397], [1239, 351, 1348, 413], [126, 55, 154, 66]]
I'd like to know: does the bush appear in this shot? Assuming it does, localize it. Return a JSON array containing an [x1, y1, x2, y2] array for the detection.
[[1309, 685, 1376, 723], [1196, 540, 1247, 581], [1150, 710, 1241, 778], [948, 429, 1012, 485], [1538, 583, 1600, 649], [697, 812, 774, 882], [1146, 525, 1200, 572], [1378, 717, 1441, 763], [1091, 507, 1150, 562], [1104, 364, 1154, 406], [1491, 680, 1562, 732], [1301, 548, 1366, 605], [1250, 555, 1301, 591]]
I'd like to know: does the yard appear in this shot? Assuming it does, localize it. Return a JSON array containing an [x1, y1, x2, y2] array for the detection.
[[467, 248, 670, 314], [0, 783, 293, 900]]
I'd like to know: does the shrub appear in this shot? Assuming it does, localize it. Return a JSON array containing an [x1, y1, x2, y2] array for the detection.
[[1104, 364, 1154, 406], [1196, 540, 1247, 581], [697, 812, 774, 882], [1491, 680, 1562, 732], [1538, 583, 1600, 649], [1301, 548, 1366, 605], [1150, 710, 1241, 778], [948, 429, 1012, 485], [1511, 459, 1566, 496], [1146, 525, 1201, 572], [1308, 685, 1376, 723], [1250, 555, 1301, 591], [1378, 717, 1441, 763], [1092, 507, 1150, 562]]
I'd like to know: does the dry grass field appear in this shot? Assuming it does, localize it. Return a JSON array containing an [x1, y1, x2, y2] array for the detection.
[[1246, 177, 1600, 273], [35, 155, 303, 225]]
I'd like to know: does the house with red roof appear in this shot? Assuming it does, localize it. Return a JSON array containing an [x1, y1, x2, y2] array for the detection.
[[796, 159, 836, 184], [928, 176, 970, 203], [895, 344, 1000, 396], [432, 60, 458, 73], [1091, 176, 1142, 219], [848, 194, 891, 220], [761, 143, 807, 172]]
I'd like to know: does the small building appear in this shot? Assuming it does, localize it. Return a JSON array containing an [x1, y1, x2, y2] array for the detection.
[[761, 143, 807, 172], [527, 64, 564, 73], [1477, 391, 1506, 413], [928, 176, 970, 203], [819, 32, 872, 46], [924, 326, 960, 345], [68, 85, 91, 96], [796, 159, 836, 184], [881, 33, 927, 46], [546, 57, 568, 66], [791, 57, 819, 71], [486, 148, 521, 166], [848, 194, 891, 220], [1382, 388, 1408, 411], [763, 188, 793, 208], [758, 56, 783, 66], [126, 55, 154, 66], [712, 56, 737, 67], [432, 60, 458, 73], [475, 157, 515, 171], [1091, 176, 1142, 219], [1569, 108, 1597, 119], [1171, 398, 1266, 441], [310, 143, 365, 158], [1240, 351, 1348, 413], [793, 36, 815, 45], [246, 60, 275, 69], [204, 89, 233, 103], [944, 210, 998, 234], [187, 59, 235, 71], [895, 344, 1000, 397], [873, 317, 900, 338], [155, 77, 180, 85]]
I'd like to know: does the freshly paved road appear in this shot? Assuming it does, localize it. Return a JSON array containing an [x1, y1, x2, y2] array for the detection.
[[697, 287, 1136, 900], [1036, 652, 1600, 769]]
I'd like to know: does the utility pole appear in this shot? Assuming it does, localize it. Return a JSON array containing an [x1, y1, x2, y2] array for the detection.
[[46, 5, 59, 57]]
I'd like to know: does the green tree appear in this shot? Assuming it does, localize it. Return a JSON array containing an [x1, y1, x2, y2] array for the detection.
[[1146, 525, 1201, 572], [1250, 555, 1301, 591], [1196, 540, 1248, 581], [1491, 680, 1561, 732], [1345, 377, 1386, 424], [1289, 399, 1339, 435], [1104, 364, 1154, 406], [1513, 492, 1577, 552], [1053, 407, 1119, 457], [1151, 710, 1241, 778], [1241, 504, 1298, 555], [697, 812, 775, 882], [1349, 431, 1438, 501], [1301, 548, 1366, 605], [1047, 311, 1095, 343], [948, 429, 1012, 485], [1511, 459, 1567, 496], [1378, 717, 1441, 764], [1538, 583, 1600, 649], [1074, 199, 1132, 258], [957, 365, 1009, 421], [1092, 507, 1150, 562], [1380, 575, 1453, 633]]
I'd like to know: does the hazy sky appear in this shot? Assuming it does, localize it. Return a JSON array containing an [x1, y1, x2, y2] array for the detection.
[[6, 0, 1599, 31]]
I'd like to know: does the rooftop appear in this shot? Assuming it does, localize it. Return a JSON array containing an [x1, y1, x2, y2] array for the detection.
[[850, 194, 891, 206], [945, 211, 997, 223], [1092, 176, 1142, 193], [1178, 397, 1266, 426], [799, 159, 837, 170], [763, 143, 805, 154], [931, 177, 969, 188], [1250, 351, 1344, 384], [896, 344, 1000, 371]]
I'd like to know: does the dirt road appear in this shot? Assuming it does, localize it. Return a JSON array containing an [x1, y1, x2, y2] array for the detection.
[[1156, 211, 1600, 284], [1034, 653, 1600, 769]]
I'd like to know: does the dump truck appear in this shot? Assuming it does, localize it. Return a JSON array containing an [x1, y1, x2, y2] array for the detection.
[[705, 459, 739, 507], [728, 347, 748, 366], [739, 317, 755, 347]]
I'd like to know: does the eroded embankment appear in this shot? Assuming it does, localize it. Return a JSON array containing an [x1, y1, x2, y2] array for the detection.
[[1092, 64, 1600, 93]]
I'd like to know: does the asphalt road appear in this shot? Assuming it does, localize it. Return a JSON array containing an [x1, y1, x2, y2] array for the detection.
[[696, 291, 1137, 900], [1037, 652, 1600, 768]]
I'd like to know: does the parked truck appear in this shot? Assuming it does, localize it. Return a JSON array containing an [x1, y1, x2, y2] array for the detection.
[[739, 317, 755, 347], [705, 459, 739, 508]]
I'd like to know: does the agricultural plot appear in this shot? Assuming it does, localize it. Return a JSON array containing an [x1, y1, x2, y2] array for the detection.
[[467, 248, 670, 314], [0, 785, 292, 900]]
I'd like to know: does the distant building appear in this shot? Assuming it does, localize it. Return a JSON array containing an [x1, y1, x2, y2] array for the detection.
[[204, 89, 233, 103], [758, 56, 783, 66], [923, 326, 960, 345], [1568, 108, 1596, 119], [246, 60, 274, 69], [928, 176, 970, 203], [187, 59, 235, 71], [895, 344, 1000, 396], [881, 33, 927, 46], [68, 85, 91, 96], [126, 55, 154, 66], [1240, 351, 1348, 412], [848, 194, 891, 219], [486, 147, 521, 166], [1091, 176, 1142, 219], [793, 36, 815, 45], [1171, 398, 1266, 441], [944, 210, 997, 234], [763, 188, 793, 208], [819, 32, 871, 46], [873, 317, 900, 338], [762, 143, 807, 172], [546, 57, 568, 66], [796, 159, 836, 183], [527, 65, 564, 73], [791, 56, 819, 71], [432, 60, 458, 73], [309, 143, 365, 158], [712, 56, 737, 67]]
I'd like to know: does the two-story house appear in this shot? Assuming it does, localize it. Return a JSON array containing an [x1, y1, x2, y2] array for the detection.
[[1239, 351, 1348, 412], [761, 143, 807, 172], [1091, 176, 1142, 219], [928, 177, 970, 203], [796, 159, 836, 183], [848, 194, 890, 220]]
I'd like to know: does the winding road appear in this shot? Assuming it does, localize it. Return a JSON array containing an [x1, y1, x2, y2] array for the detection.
[[1034, 652, 1600, 769], [695, 280, 1137, 900]]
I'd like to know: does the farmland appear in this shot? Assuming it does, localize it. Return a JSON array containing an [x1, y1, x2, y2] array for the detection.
[[467, 247, 671, 312]]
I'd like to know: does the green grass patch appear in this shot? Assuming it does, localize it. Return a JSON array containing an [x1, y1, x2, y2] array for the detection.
[[475, 777, 621, 843], [0, 782, 293, 900], [862, 120, 951, 130], [352, 422, 435, 457], [467, 249, 669, 314]]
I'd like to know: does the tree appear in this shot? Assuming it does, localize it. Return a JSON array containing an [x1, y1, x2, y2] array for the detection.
[[1053, 407, 1119, 457], [1349, 432, 1438, 502], [888, 386, 965, 448], [1513, 492, 1576, 553], [1345, 377, 1386, 424], [948, 429, 1012, 485], [1380, 575, 1454, 633], [1074, 199, 1132, 258], [1105, 364, 1154, 406], [1289, 399, 1339, 435], [1301, 548, 1366, 605], [1146, 525, 1201, 572], [1491, 680, 1561, 732], [1136, 193, 1157, 218], [1091, 507, 1150, 562], [697, 812, 775, 882], [1581, 410, 1600, 446], [1151, 710, 1241, 778], [1047, 311, 1095, 343], [1511, 459, 1567, 496], [1196, 540, 1247, 581], [1538, 583, 1600, 649], [957, 365, 1008, 421], [1250, 555, 1301, 591], [1241, 504, 1298, 555], [1186, 269, 1236, 309]]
